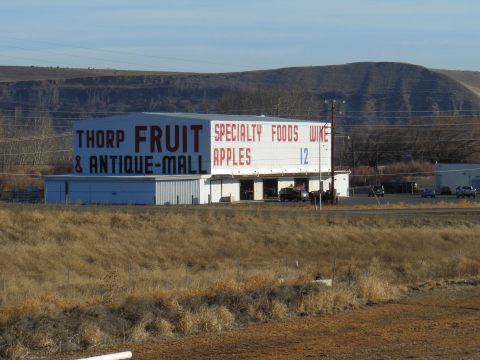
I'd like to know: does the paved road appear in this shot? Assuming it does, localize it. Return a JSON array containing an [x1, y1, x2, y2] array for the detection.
[[2, 194, 480, 221], [342, 193, 479, 206]]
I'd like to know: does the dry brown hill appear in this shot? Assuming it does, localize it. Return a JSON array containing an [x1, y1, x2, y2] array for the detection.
[[435, 69, 480, 97], [0, 65, 181, 83], [0, 62, 479, 122]]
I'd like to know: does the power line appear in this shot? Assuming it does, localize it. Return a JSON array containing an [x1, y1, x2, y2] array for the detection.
[[0, 149, 71, 156], [0, 133, 71, 143], [1, 104, 479, 117], [350, 166, 480, 178], [1, 43, 190, 73], [2, 109, 480, 124], [343, 109, 480, 114], [4, 37, 258, 71], [341, 121, 480, 128]]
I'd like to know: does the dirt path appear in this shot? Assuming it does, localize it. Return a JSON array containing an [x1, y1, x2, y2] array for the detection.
[[67, 285, 480, 359]]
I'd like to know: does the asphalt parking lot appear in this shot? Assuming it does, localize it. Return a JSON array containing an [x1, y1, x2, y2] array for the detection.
[[263, 192, 479, 207], [341, 193, 479, 206]]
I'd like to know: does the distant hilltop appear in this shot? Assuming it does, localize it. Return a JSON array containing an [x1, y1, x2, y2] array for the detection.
[[0, 62, 479, 123]]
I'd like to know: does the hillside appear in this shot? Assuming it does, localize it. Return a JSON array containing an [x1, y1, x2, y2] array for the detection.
[[0, 65, 181, 83], [0, 62, 479, 123], [435, 69, 480, 97]]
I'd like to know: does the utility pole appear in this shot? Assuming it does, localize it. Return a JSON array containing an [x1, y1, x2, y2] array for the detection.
[[328, 100, 336, 205], [351, 136, 355, 177], [317, 122, 328, 211]]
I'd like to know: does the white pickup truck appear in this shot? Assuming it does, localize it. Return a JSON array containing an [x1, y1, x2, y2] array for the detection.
[[456, 186, 476, 198]]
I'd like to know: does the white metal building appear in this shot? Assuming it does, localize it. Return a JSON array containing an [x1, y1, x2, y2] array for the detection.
[[435, 163, 480, 192], [44, 113, 350, 205]]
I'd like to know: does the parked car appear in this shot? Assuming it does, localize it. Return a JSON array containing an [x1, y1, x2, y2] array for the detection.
[[263, 187, 277, 198], [440, 186, 452, 195], [368, 185, 385, 197], [455, 186, 462, 196], [457, 186, 476, 198], [279, 187, 309, 202], [309, 189, 338, 204], [421, 188, 436, 198], [382, 181, 417, 194]]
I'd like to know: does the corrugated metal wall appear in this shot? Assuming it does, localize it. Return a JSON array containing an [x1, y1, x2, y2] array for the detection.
[[435, 163, 480, 191], [156, 179, 201, 205], [44, 180, 66, 204], [70, 180, 156, 204]]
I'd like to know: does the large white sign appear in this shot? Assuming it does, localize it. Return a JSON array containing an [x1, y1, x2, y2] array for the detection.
[[72, 114, 330, 176], [73, 115, 211, 176], [211, 120, 331, 175]]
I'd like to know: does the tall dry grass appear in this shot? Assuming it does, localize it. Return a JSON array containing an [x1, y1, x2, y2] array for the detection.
[[0, 207, 479, 307], [0, 206, 479, 358]]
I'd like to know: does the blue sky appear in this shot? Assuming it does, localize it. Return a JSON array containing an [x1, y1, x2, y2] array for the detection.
[[0, 0, 479, 72]]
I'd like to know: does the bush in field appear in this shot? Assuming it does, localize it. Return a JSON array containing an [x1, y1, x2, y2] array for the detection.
[[355, 275, 399, 303], [5, 343, 29, 360], [78, 323, 104, 347], [153, 318, 174, 338]]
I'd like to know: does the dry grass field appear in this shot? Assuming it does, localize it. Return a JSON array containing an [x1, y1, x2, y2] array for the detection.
[[0, 205, 479, 358]]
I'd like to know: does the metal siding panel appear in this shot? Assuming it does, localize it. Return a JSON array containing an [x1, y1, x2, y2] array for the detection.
[[69, 180, 155, 204], [45, 180, 66, 204], [157, 179, 201, 205], [69, 181, 92, 204]]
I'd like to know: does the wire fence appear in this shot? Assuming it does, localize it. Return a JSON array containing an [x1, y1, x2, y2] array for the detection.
[[0, 186, 43, 203]]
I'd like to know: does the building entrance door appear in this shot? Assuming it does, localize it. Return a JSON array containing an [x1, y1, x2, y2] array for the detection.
[[263, 178, 278, 199], [240, 180, 254, 200]]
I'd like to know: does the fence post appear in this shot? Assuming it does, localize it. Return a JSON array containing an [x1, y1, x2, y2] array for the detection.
[[127, 262, 132, 288], [66, 269, 71, 296], [2, 274, 6, 303]]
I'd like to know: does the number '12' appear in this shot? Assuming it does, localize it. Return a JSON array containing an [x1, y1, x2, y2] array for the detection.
[[300, 147, 309, 165]]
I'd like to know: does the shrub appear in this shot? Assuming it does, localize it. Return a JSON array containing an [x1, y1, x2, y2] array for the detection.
[[355, 275, 398, 302], [177, 311, 196, 335], [153, 318, 174, 338], [25, 332, 55, 352], [269, 300, 288, 320], [6, 343, 29, 360], [214, 306, 235, 328], [129, 318, 150, 342], [78, 323, 103, 348], [195, 307, 222, 333], [299, 291, 334, 314]]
